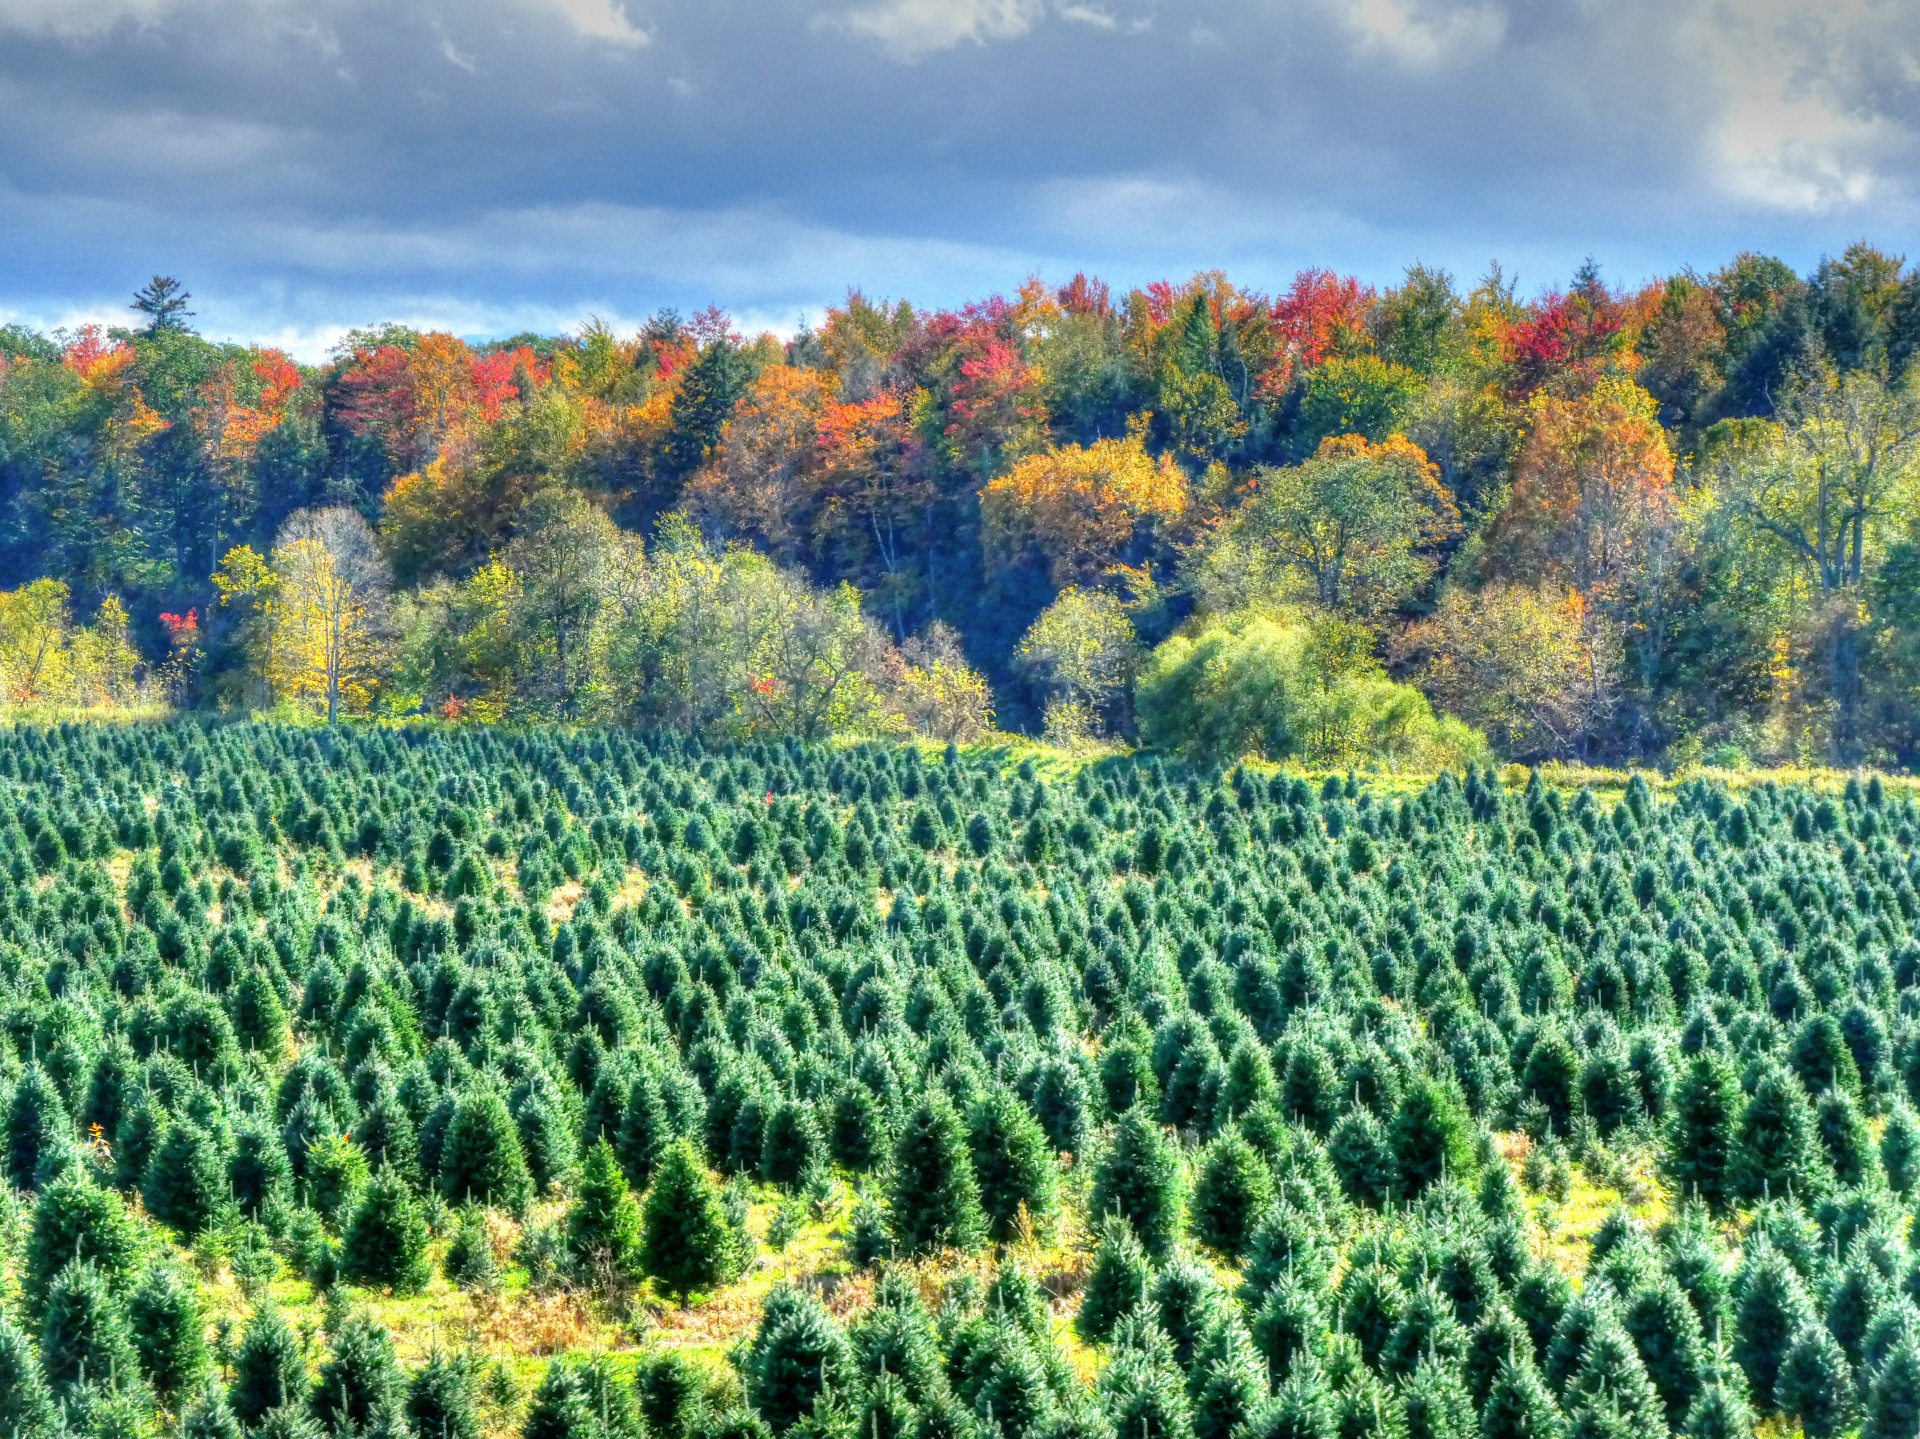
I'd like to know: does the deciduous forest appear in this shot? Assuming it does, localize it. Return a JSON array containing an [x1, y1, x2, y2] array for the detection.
[[6, 251, 1920, 768]]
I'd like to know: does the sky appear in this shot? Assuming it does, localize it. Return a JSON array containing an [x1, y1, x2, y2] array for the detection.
[[0, 0, 1917, 359]]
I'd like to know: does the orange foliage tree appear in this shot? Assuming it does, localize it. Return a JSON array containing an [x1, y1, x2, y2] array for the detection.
[[1483, 378, 1676, 600], [979, 429, 1190, 586], [684, 365, 833, 555]]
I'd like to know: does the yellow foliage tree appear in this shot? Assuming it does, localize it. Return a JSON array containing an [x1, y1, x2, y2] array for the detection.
[[980, 430, 1190, 585]]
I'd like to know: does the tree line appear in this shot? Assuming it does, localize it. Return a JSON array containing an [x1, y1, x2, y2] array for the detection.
[[4, 255, 1920, 765]]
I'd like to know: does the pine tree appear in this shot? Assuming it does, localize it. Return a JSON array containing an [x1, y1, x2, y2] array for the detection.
[[6, 1064, 72, 1192], [1190, 1129, 1274, 1262], [1664, 1054, 1743, 1212], [1243, 1353, 1337, 1439], [443, 1206, 499, 1293], [1464, 1307, 1535, 1409], [229, 1304, 307, 1427], [564, 1139, 643, 1288], [1400, 1358, 1474, 1439], [1327, 1111, 1394, 1209], [759, 1100, 820, 1192], [340, 1170, 431, 1293], [1777, 1324, 1855, 1439], [312, 1313, 401, 1438], [1621, 1277, 1704, 1425], [129, 1263, 208, 1403], [1150, 1259, 1219, 1370], [888, 1095, 985, 1256], [641, 1139, 746, 1305], [1388, 1079, 1475, 1199], [1564, 1319, 1664, 1439], [1679, 1365, 1752, 1439], [39, 1261, 138, 1394], [1090, 1109, 1185, 1260], [743, 1287, 853, 1432], [1340, 1265, 1408, 1372], [1732, 1244, 1817, 1412], [0, 1310, 52, 1439], [1815, 1090, 1877, 1187], [1076, 1217, 1151, 1346], [1381, 1281, 1467, 1379], [183, 1382, 246, 1439], [406, 1351, 481, 1439], [1865, 1337, 1920, 1439], [1885, 1101, 1920, 1196], [306, 1133, 371, 1226], [1191, 1315, 1267, 1439], [438, 1088, 534, 1214], [143, 1121, 227, 1237], [828, 1085, 886, 1174], [23, 1172, 140, 1305], [1479, 1355, 1564, 1439], [521, 1361, 594, 1439], [1252, 1273, 1327, 1381], [230, 1120, 295, 1219], [1734, 1064, 1830, 1203], [967, 1086, 1057, 1242], [1098, 1318, 1193, 1439], [637, 1353, 710, 1439]]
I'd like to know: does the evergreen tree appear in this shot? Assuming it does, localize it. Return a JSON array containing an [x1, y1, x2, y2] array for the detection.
[[229, 1121, 294, 1219], [1777, 1324, 1855, 1439], [1090, 1109, 1185, 1260], [0, 1310, 52, 1439], [1620, 1277, 1704, 1425], [1190, 1129, 1274, 1262], [1464, 1307, 1534, 1409], [229, 1305, 306, 1427], [888, 1096, 985, 1256], [1815, 1090, 1877, 1187], [1732, 1244, 1817, 1412], [340, 1170, 431, 1293], [128, 1263, 208, 1403], [312, 1314, 401, 1438], [637, 1353, 710, 1439], [641, 1139, 746, 1304], [1382, 1281, 1467, 1379], [183, 1382, 246, 1439], [443, 1206, 499, 1292], [40, 1261, 138, 1394], [521, 1362, 594, 1439], [1076, 1217, 1151, 1346], [1664, 1054, 1743, 1212], [1328, 1111, 1395, 1208], [143, 1121, 227, 1237], [759, 1100, 820, 1192], [564, 1139, 643, 1288], [1388, 1079, 1474, 1199], [24, 1172, 140, 1305], [1190, 1317, 1267, 1439], [438, 1089, 534, 1214], [6, 1064, 72, 1192], [1679, 1369, 1752, 1439], [1401, 1359, 1474, 1439], [407, 1352, 481, 1439], [1479, 1356, 1563, 1439], [1735, 1064, 1830, 1203], [1865, 1338, 1920, 1439], [1098, 1319, 1194, 1439], [1253, 1273, 1327, 1380], [743, 1287, 853, 1432], [1243, 1354, 1337, 1439], [1884, 1100, 1920, 1196], [1564, 1319, 1664, 1439], [968, 1086, 1057, 1242], [829, 1085, 887, 1174]]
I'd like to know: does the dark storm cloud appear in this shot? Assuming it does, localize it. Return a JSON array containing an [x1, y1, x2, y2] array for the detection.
[[0, 0, 1915, 353]]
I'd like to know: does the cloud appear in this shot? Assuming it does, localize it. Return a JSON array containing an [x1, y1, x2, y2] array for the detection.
[[0, 0, 175, 37], [1326, 0, 1505, 68], [540, 0, 648, 45], [833, 0, 1047, 60], [0, 0, 1917, 348]]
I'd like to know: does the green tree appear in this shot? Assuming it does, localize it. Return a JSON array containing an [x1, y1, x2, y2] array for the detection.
[[564, 1139, 643, 1288], [743, 1287, 853, 1433], [6, 1064, 72, 1192], [1778, 1325, 1855, 1439], [641, 1139, 746, 1305], [312, 1314, 401, 1438], [24, 1173, 140, 1306], [340, 1170, 431, 1293], [1388, 1079, 1475, 1199], [0, 1310, 52, 1439], [129, 1263, 208, 1404], [1865, 1338, 1920, 1439], [1664, 1054, 1744, 1212], [1090, 1109, 1185, 1260], [143, 1121, 227, 1237], [40, 1261, 138, 1394], [887, 1096, 984, 1256], [967, 1087, 1057, 1243], [1621, 1278, 1705, 1425], [1732, 1245, 1817, 1412], [1401, 1358, 1474, 1439], [1479, 1355, 1563, 1439], [229, 1304, 307, 1427], [407, 1351, 481, 1439], [1076, 1216, 1152, 1346], [1735, 1064, 1828, 1203], [1190, 1129, 1274, 1262], [439, 1088, 534, 1214]]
